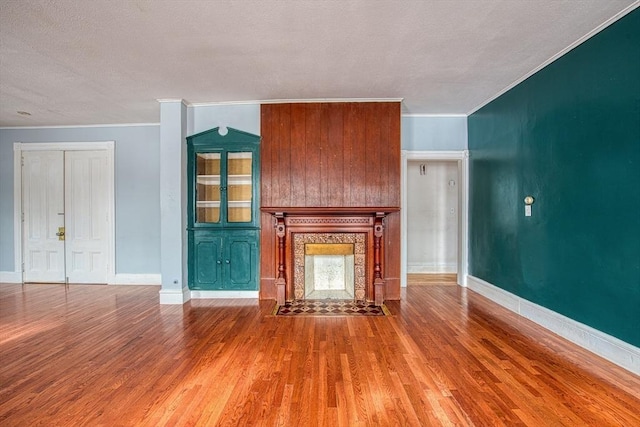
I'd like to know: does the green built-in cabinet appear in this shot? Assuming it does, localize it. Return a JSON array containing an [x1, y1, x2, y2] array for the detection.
[[187, 127, 260, 290]]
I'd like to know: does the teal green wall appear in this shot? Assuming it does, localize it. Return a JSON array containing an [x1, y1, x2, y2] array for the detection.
[[468, 10, 640, 346]]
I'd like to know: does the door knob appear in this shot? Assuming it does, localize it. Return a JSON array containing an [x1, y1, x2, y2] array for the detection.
[[56, 227, 65, 241]]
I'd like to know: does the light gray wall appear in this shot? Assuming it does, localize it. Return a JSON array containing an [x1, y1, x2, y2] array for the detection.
[[188, 104, 260, 136], [0, 125, 161, 274], [402, 115, 467, 151]]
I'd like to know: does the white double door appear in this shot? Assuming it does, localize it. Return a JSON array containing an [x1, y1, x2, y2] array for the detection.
[[22, 150, 110, 284]]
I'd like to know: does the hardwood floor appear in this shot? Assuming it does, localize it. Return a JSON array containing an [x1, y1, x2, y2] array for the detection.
[[1, 283, 639, 426]]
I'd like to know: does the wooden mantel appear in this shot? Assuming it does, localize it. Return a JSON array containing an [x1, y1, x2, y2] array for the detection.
[[262, 208, 399, 305], [260, 102, 401, 302]]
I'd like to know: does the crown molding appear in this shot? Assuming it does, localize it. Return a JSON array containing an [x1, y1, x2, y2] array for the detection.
[[0, 123, 159, 130], [402, 113, 467, 118], [188, 98, 404, 108]]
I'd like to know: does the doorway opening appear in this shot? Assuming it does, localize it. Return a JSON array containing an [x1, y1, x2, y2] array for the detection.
[[401, 151, 468, 288]]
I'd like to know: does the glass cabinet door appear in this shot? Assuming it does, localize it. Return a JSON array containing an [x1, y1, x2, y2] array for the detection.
[[227, 152, 253, 223], [196, 152, 221, 223]]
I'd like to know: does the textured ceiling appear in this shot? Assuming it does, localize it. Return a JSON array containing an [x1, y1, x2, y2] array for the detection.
[[0, 0, 637, 127]]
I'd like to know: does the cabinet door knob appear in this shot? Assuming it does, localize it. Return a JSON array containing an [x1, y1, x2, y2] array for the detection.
[[225, 260, 230, 264], [216, 260, 222, 264]]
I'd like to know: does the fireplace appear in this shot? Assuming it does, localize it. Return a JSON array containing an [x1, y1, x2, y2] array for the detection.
[[264, 209, 392, 306], [303, 243, 355, 299], [294, 235, 366, 300]]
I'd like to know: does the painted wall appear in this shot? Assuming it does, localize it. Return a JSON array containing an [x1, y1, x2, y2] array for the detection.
[[0, 125, 161, 275], [188, 103, 260, 136], [468, 10, 639, 346], [402, 115, 467, 151], [407, 160, 458, 273]]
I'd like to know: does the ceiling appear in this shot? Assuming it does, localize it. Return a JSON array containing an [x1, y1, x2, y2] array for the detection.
[[1, 0, 637, 127]]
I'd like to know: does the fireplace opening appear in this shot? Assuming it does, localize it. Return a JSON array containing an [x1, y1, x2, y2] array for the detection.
[[304, 244, 355, 299], [293, 232, 366, 301]]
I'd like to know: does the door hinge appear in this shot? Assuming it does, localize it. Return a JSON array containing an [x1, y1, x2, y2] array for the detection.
[[21, 156, 24, 167], [21, 212, 24, 222], [21, 262, 25, 272]]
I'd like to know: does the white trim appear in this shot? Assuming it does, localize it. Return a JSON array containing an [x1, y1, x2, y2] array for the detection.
[[401, 150, 469, 288], [191, 290, 260, 299], [0, 271, 22, 283], [13, 147, 22, 277], [467, 2, 640, 115], [15, 141, 115, 151], [159, 287, 191, 305], [1, 123, 158, 130], [110, 274, 161, 286], [467, 275, 640, 375], [401, 114, 467, 118], [13, 141, 116, 285], [187, 98, 404, 108], [157, 98, 188, 106]]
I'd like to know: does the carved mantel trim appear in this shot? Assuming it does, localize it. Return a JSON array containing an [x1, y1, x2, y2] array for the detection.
[[263, 209, 398, 305]]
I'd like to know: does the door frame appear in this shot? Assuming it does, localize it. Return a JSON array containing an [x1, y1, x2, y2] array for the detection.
[[13, 142, 116, 283], [401, 150, 469, 288]]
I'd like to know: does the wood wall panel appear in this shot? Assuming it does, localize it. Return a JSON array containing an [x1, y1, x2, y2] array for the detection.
[[327, 106, 344, 206], [261, 102, 401, 209], [277, 105, 292, 207], [305, 104, 321, 206], [290, 104, 307, 207], [365, 104, 380, 206], [387, 109, 401, 208], [348, 104, 367, 207], [260, 107, 272, 207], [259, 212, 276, 299]]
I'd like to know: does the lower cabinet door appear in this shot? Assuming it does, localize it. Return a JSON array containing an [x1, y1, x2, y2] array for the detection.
[[192, 233, 223, 289], [224, 230, 259, 290], [190, 229, 258, 290]]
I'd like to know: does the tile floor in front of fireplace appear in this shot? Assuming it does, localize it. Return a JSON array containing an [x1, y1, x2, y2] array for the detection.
[[273, 299, 389, 316]]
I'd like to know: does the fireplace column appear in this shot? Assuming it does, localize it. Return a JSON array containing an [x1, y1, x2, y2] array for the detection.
[[374, 212, 385, 306], [275, 213, 286, 306]]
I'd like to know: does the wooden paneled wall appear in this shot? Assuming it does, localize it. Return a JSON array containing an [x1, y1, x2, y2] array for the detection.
[[260, 102, 401, 300], [260, 102, 401, 208]]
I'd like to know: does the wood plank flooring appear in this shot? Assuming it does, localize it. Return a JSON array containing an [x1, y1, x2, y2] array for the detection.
[[1, 283, 639, 426]]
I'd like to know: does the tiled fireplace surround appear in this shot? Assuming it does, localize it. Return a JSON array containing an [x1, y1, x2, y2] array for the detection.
[[270, 211, 390, 306]]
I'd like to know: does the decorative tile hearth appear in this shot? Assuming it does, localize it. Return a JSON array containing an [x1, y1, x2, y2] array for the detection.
[[273, 300, 390, 316]]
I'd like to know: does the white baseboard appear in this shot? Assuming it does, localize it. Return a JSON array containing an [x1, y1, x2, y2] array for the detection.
[[191, 290, 259, 299], [407, 263, 457, 274], [159, 287, 191, 305], [1, 271, 162, 286], [467, 275, 640, 375], [0, 271, 22, 282], [110, 274, 161, 285]]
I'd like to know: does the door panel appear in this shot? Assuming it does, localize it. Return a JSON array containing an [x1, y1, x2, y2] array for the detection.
[[65, 151, 109, 283], [193, 234, 223, 289], [22, 151, 65, 283], [226, 231, 258, 290]]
